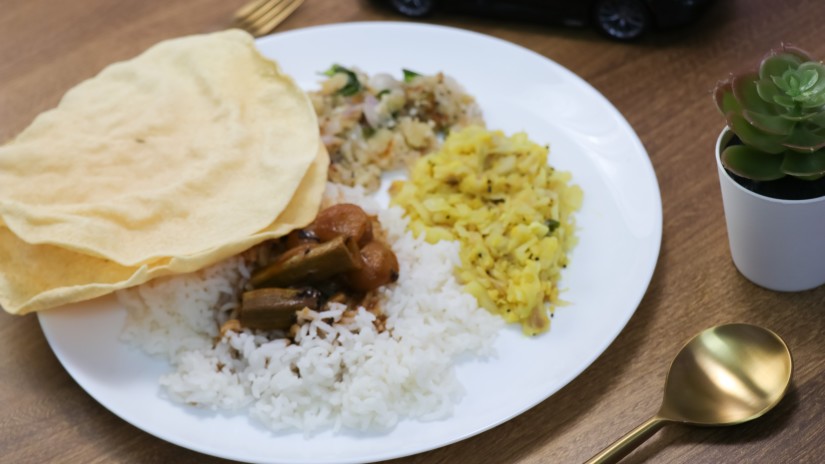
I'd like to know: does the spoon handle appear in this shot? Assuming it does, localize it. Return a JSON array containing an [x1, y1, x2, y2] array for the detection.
[[584, 416, 667, 464]]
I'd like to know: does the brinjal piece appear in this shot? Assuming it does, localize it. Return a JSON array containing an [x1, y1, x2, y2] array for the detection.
[[250, 235, 363, 288], [240, 287, 321, 331]]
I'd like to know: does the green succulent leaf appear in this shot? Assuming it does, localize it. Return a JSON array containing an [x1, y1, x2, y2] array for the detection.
[[714, 81, 742, 115], [782, 125, 825, 152], [732, 72, 777, 115], [779, 111, 813, 121], [756, 76, 782, 104], [721, 145, 786, 181], [796, 62, 825, 92], [796, 173, 825, 180], [771, 71, 796, 94], [780, 45, 815, 63], [799, 68, 819, 88], [790, 69, 820, 99], [742, 110, 795, 135], [771, 65, 825, 109], [780, 150, 825, 177], [805, 110, 825, 126], [755, 77, 801, 112], [797, 61, 825, 78], [728, 114, 787, 154], [796, 65, 825, 108], [801, 93, 825, 109], [773, 93, 798, 109], [784, 69, 822, 98], [759, 52, 803, 80]]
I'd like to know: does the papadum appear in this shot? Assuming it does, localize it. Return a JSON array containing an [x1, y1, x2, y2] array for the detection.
[[0, 146, 328, 315], [0, 29, 329, 314], [0, 29, 319, 266]]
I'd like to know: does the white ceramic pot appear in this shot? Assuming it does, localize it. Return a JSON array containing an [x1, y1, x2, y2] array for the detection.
[[716, 128, 825, 291]]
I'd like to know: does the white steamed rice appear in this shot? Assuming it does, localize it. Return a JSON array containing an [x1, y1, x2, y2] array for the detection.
[[117, 184, 502, 433]]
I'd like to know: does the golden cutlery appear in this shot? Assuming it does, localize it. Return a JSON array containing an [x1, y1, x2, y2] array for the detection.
[[233, 0, 305, 37], [585, 323, 793, 464]]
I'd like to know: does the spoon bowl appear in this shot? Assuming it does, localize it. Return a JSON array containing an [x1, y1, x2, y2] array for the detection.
[[586, 323, 793, 464]]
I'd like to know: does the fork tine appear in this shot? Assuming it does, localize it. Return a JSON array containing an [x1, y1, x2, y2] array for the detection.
[[239, 0, 286, 26], [247, 0, 304, 37], [233, 0, 272, 23]]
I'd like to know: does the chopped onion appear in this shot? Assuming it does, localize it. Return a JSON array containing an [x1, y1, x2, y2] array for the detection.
[[363, 93, 381, 128], [368, 73, 401, 93]]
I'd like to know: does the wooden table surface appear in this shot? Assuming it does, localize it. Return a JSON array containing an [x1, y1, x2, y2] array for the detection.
[[2, 0, 825, 462]]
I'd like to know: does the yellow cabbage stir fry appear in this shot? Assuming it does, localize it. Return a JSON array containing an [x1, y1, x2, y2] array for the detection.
[[390, 126, 582, 335]]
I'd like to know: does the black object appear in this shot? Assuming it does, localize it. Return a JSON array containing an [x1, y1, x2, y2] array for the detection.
[[383, 0, 714, 41]]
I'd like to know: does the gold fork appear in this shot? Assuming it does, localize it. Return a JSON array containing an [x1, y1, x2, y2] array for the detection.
[[233, 0, 305, 37]]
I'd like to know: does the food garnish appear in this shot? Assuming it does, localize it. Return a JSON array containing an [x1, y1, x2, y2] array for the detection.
[[322, 64, 362, 96], [390, 126, 582, 335], [402, 69, 421, 82]]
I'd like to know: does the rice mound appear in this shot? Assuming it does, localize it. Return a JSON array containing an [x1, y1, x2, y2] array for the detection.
[[118, 185, 502, 433]]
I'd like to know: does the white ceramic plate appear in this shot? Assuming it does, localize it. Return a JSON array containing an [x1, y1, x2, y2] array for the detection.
[[39, 22, 662, 464]]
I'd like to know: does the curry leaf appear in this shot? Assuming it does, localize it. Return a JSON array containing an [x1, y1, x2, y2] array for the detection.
[[322, 64, 362, 96], [402, 69, 421, 83]]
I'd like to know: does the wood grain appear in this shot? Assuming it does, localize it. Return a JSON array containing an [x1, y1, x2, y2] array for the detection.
[[2, 0, 825, 462]]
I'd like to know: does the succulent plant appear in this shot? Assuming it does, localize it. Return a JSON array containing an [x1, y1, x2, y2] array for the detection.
[[714, 45, 825, 181]]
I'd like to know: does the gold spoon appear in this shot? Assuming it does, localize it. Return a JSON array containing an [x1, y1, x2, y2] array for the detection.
[[585, 323, 793, 464]]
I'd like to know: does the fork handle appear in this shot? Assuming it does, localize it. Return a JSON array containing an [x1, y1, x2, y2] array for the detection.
[[584, 416, 667, 464]]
